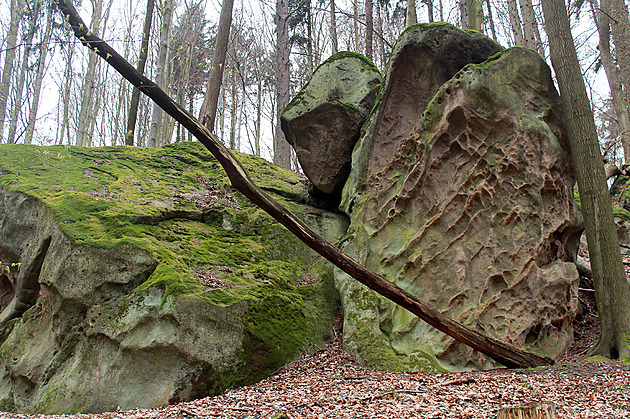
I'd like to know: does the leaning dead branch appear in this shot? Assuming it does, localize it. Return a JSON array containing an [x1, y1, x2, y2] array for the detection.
[[54, 0, 553, 369]]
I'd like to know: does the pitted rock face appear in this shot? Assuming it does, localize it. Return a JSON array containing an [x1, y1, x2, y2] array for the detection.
[[281, 52, 382, 202], [336, 27, 581, 371]]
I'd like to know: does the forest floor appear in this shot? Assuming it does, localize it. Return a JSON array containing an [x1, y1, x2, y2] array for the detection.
[[2, 246, 630, 418]]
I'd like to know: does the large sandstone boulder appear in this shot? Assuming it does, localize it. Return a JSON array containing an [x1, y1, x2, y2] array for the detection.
[[335, 25, 582, 371], [0, 142, 346, 413], [281, 52, 382, 204]]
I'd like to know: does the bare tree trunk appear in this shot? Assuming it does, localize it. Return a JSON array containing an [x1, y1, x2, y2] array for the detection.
[[199, 0, 235, 133], [76, 0, 104, 146], [0, 0, 26, 142], [407, 0, 417, 26], [519, 0, 543, 55], [274, 0, 292, 169], [461, 0, 483, 31], [484, 0, 497, 41], [425, 0, 434, 23], [366, 0, 373, 59], [160, 50, 175, 145], [353, 0, 360, 50], [377, 0, 386, 67], [507, 0, 525, 46], [126, 0, 155, 146], [58, 42, 75, 145], [220, 81, 226, 140], [24, 6, 54, 144], [592, 0, 630, 163], [255, 67, 262, 156], [541, 0, 630, 360], [307, 0, 314, 74], [7, 0, 40, 144], [148, 0, 174, 148], [330, 0, 338, 54], [57, 0, 555, 368], [605, 0, 630, 161], [229, 78, 237, 149]]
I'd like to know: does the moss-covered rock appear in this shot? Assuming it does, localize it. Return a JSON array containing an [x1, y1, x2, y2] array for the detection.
[[336, 27, 581, 371], [0, 142, 346, 413], [281, 51, 382, 204]]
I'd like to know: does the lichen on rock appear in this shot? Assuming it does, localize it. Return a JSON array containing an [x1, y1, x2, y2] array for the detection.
[[0, 142, 346, 413]]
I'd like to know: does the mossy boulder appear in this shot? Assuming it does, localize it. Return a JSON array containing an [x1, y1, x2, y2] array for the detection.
[[336, 26, 581, 371], [0, 142, 346, 413], [281, 51, 382, 204]]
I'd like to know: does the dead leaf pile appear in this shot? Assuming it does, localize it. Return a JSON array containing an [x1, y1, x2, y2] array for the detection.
[[2, 248, 630, 418], [2, 334, 629, 419]]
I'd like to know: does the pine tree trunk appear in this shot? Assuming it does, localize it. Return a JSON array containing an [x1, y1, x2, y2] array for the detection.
[[199, 0, 234, 133], [0, 0, 26, 142], [592, 0, 630, 163], [7, 1, 39, 145], [541, 0, 630, 359], [126, 0, 155, 146], [24, 6, 54, 144], [274, 0, 292, 169]]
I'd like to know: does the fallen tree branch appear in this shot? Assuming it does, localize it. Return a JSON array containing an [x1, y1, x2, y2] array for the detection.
[[54, 0, 553, 369]]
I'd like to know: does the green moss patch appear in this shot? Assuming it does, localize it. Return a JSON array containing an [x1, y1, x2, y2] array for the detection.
[[0, 142, 314, 303]]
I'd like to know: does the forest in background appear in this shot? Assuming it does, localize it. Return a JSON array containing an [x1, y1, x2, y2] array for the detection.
[[0, 0, 624, 172]]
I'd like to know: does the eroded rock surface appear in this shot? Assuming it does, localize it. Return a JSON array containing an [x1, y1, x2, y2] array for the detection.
[[281, 52, 382, 204], [336, 25, 581, 371], [0, 142, 345, 413]]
